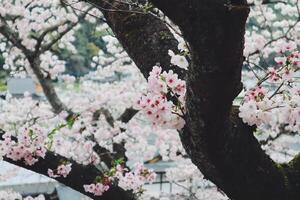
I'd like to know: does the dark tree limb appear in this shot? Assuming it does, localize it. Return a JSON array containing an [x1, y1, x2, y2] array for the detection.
[[86, 0, 186, 79], [282, 154, 300, 200], [3, 154, 134, 200], [0, 129, 133, 200], [0, 16, 31, 55], [117, 108, 138, 123]]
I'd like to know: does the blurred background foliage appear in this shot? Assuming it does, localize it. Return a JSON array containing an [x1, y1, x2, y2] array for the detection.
[[53, 21, 107, 77], [0, 21, 108, 80]]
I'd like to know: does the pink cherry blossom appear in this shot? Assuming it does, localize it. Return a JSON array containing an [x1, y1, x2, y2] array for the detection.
[[83, 183, 109, 196], [136, 66, 186, 130], [48, 164, 72, 178]]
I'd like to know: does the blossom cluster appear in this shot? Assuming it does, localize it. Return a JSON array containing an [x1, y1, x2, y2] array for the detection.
[[116, 163, 156, 193], [0, 189, 45, 200], [47, 163, 72, 178], [0, 126, 47, 165], [244, 0, 300, 60], [52, 136, 100, 166], [0, 62, 144, 166], [136, 66, 186, 130], [83, 182, 110, 196], [239, 49, 300, 133], [164, 160, 228, 200], [84, 162, 156, 196]]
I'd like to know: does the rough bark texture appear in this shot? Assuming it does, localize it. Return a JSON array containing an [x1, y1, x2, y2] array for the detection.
[[88, 0, 186, 79]]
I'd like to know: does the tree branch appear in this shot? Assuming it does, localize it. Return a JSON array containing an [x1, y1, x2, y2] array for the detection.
[[0, 13, 72, 114], [0, 16, 32, 55], [117, 108, 138, 123], [26, 55, 70, 114], [34, 21, 68, 52], [85, 0, 186, 79], [0, 129, 133, 200], [92, 107, 139, 168], [40, 7, 92, 53]]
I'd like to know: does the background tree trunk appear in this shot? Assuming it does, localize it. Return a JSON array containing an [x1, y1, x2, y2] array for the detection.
[[27, 56, 69, 114]]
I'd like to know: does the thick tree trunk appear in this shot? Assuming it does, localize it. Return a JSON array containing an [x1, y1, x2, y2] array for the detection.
[[149, 0, 292, 200]]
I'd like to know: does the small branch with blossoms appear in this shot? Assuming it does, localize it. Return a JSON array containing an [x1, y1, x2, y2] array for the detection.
[[48, 163, 72, 178], [0, 16, 31, 55], [239, 47, 300, 135], [0, 112, 143, 199], [0, 100, 146, 193], [0, 129, 134, 199], [136, 66, 186, 130], [84, 159, 156, 198]]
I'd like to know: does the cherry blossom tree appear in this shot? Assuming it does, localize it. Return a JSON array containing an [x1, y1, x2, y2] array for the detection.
[[0, 0, 102, 113], [0, 0, 300, 200]]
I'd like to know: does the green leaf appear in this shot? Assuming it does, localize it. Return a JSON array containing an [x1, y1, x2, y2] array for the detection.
[[113, 158, 125, 166]]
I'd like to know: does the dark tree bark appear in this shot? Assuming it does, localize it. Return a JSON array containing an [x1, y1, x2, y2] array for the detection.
[[87, 0, 186, 79]]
